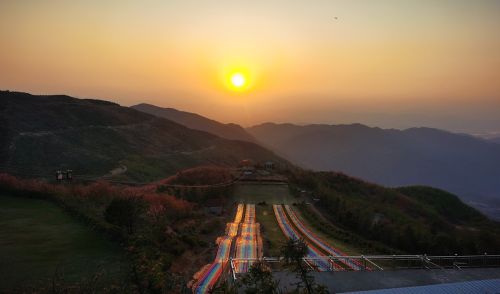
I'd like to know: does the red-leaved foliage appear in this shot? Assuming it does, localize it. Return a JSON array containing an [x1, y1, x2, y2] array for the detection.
[[0, 173, 65, 196], [75, 181, 122, 200], [142, 193, 193, 221], [0, 173, 193, 220]]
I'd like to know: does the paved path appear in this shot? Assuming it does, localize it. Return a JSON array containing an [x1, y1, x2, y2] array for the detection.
[[273, 268, 500, 293]]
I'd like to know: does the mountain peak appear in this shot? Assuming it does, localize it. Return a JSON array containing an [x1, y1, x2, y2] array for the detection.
[[0, 91, 284, 182], [132, 103, 257, 143]]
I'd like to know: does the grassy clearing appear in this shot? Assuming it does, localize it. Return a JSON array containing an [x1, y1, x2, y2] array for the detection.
[[233, 183, 297, 204], [256, 204, 286, 256], [0, 195, 127, 290]]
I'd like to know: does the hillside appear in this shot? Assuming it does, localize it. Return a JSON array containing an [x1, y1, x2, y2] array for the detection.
[[396, 186, 487, 224], [0, 173, 226, 292], [0, 91, 284, 182], [132, 103, 257, 143], [248, 123, 500, 220], [287, 169, 500, 255]]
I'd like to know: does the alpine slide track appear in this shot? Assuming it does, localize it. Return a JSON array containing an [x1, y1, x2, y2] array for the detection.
[[191, 204, 500, 293]]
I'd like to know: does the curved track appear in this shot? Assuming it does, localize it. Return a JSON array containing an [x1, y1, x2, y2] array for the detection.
[[284, 205, 364, 270], [273, 204, 336, 271], [193, 204, 244, 293]]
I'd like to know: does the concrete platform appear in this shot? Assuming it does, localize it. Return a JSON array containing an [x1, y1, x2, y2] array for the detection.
[[273, 268, 500, 293]]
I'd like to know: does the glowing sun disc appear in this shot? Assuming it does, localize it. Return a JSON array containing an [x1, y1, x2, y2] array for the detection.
[[230, 73, 246, 88]]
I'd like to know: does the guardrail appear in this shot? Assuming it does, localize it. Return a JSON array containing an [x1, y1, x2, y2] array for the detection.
[[229, 254, 500, 279]]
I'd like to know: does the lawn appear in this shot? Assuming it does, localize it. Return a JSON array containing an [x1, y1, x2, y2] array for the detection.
[[256, 204, 286, 256], [233, 183, 296, 256], [0, 195, 128, 290], [233, 183, 297, 204]]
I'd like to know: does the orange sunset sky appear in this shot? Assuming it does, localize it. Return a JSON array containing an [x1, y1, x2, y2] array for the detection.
[[1, 0, 500, 133]]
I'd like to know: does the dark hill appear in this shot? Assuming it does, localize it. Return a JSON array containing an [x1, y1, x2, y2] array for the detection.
[[288, 169, 500, 254], [248, 123, 500, 220], [132, 103, 257, 143], [0, 91, 284, 181], [397, 186, 487, 224]]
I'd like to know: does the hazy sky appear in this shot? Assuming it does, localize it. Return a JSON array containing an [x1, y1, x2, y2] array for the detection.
[[1, 0, 500, 133]]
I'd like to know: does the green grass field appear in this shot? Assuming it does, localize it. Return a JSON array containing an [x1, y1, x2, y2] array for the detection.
[[256, 204, 286, 256], [233, 183, 296, 256], [0, 195, 127, 290], [233, 183, 297, 204]]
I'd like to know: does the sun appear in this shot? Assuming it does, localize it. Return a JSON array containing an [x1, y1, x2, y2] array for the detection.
[[230, 73, 246, 88], [221, 67, 252, 93]]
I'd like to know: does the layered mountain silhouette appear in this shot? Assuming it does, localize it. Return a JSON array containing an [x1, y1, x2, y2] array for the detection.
[[2, 92, 499, 219], [132, 103, 256, 143], [248, 123, 500, 219], [0, 91, 283, 181]]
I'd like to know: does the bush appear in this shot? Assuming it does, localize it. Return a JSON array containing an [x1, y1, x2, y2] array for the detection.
[[105, 196, 144, 234]]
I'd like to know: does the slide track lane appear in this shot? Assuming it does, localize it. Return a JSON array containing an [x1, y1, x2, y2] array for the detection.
[[193, 204, 245, 293], [273, 205, 335, 271], [284, 205, 365, 271]]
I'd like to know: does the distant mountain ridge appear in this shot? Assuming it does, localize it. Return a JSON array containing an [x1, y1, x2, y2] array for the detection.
[[0, 91, 284, 181], [247, 122, 500, 220], [132, 103, 257, 143]]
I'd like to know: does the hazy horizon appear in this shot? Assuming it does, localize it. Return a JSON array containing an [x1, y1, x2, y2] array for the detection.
[[1, 0, 500, 133]]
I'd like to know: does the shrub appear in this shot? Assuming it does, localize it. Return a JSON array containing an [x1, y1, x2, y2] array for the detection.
[[105, 196, 144, 234]]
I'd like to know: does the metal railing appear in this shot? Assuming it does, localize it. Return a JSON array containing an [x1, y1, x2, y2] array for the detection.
[[229, 254, 500, 279]]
